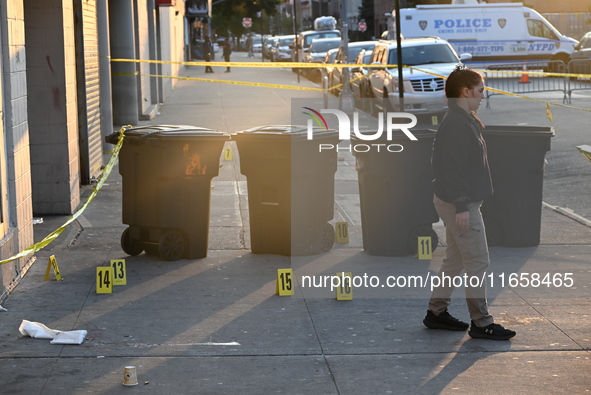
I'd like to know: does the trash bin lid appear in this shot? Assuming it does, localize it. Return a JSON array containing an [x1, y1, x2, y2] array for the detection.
[[482, 125, 555, 138], [233, 125, 337, 141], [124, 125, 229, 141]]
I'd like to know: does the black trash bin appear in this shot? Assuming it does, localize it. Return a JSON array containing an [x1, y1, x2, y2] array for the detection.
[[353, 129, 439, 256], [107, 125, 230, 260], [481, 125, 555, 247], [233, 125, 339, 256]]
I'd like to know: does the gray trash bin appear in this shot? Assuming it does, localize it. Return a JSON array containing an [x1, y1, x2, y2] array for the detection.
[[233, 125, 339, 256], [481, 125, 555, 247], [106, 125, 229, 260]]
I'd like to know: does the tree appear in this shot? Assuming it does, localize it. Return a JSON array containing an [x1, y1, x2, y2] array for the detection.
[[212, 0, 281, 37]]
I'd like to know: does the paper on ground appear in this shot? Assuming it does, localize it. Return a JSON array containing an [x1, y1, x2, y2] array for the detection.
[[19, 320, 87, 345]]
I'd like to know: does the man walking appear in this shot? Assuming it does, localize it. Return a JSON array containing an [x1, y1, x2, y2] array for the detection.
[[223, 37, 232, 72], [423, 65, 516, 341], [203, 36, 214, 73]]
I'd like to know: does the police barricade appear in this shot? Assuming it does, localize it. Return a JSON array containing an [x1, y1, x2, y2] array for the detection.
[[483, 60, 569, 107], [567, 59, 591, 99]]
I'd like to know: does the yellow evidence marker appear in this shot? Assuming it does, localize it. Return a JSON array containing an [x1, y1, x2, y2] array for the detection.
[[335, 222, 349, 243], [44, 255, 63, 281], [223, 147, 233, 161], [110, 259, 127, 286], [418, 236, 433, 260], [335, 272, 353, 300], [96, 267, 114, 294], [276, 268, 294, 296]]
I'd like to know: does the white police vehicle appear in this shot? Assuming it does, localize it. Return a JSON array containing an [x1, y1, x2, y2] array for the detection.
[[398, 3, 578, 68]]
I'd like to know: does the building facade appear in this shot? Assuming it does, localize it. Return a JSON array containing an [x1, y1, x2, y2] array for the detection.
[[0, 0, 187, 301]]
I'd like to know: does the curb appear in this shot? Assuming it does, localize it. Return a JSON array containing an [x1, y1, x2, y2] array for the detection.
[[542, 201, 591, 228]]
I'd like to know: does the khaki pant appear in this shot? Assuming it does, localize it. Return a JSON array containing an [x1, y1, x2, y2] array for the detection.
[[428, 195, 494, 327]]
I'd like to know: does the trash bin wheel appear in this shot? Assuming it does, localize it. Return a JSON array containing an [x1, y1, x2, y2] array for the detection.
[[320, 222, 335, 253], [121, 228, 144, 256], [158, 230, 186, 261], [408, 225, 439, 254], [483, 217, 503, 246]]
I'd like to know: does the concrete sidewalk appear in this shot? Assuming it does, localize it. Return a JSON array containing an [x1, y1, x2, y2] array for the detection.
[[1, 52, 590, 394]]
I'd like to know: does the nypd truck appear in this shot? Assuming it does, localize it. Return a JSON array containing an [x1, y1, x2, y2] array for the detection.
[[398, 3, 578, 68]]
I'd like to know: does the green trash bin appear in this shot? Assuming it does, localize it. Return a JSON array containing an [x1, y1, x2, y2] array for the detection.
[[233, 125, 339, 256], [353, 129, 439, 256], [481, 125, 555, 247], [107, 125, 230, 260]]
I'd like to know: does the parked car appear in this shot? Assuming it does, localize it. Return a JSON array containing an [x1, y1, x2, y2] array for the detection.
[[570, 31, 591, 74], [292, 28, 341, 74], [367, 37, 471, 121], [304, 37, 341, 81], [349, 50, 374, 111], [329, 41, 377, 96], [251, 35, 263, 53], [321, 48, 339, 90], [271, 35, 295, 62], [263, 36, 279, 59]]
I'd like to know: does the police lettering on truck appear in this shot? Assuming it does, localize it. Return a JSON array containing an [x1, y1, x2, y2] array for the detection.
[[398, 3, 578, 68]]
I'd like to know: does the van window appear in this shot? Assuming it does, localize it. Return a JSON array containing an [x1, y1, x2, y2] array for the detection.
[[304, 32, 340, 47], [527, 20, 558, 40]]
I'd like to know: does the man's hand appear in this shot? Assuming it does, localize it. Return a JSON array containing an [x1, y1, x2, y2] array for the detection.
[[456, 211, 469, 232]]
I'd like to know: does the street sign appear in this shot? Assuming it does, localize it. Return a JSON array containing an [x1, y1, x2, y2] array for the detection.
[[242, 18, 252, 28], [358, 21, 367, 32]]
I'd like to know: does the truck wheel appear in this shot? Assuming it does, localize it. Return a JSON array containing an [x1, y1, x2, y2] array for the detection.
[[158, 230, 186, 261], [121, 228, 143, 256]]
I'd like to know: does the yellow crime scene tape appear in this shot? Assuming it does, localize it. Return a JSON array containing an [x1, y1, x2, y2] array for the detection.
[[141, 73, 324, 91], [111, 58, 393, 69], [0, 126, 127, 266]]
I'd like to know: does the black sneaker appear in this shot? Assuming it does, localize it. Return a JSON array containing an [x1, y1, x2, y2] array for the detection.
[[468, 321, 516, 340], [423, 309, 469, 331]]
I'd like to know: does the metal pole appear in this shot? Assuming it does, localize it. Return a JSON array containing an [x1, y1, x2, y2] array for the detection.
[[394, 0, 404, 111], [294, 0, 301, 83], [323, 75, 328, 109], [339, 0, 355, 113], [261, 14, 264, 62]]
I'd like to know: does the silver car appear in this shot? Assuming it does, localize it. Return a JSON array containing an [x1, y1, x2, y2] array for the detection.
[[304, 37, 341, 81], [271, 35, 295, 62]]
